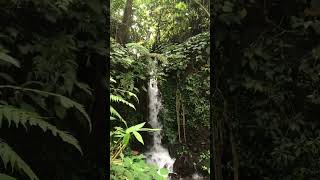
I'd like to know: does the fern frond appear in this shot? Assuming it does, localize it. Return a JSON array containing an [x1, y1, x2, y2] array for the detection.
[[149, 53, 168, 63], [110, 77, 117, 83], [126, 43, 149, 56], [0, 73, 16, 84], [110, 95, 135, 110], [110, 106, 123, 120], [0, 105, 83, 155], [110, 106, 127, 127], [0, 139, 39, 180], [0, 85, 92, 132], [20, 81, 45, 88], [111, 88, 139, 102], [0, 173, 16, 180], [75, 82, 92, 95], [0, 49, 21, 68]]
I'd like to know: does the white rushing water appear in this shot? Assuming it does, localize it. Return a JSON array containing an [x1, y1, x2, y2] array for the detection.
[[145, 64, 175, 174], [145, 62, 205, 180]]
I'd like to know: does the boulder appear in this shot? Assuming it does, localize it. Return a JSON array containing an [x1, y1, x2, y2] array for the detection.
[[173, 153, 195, 177]]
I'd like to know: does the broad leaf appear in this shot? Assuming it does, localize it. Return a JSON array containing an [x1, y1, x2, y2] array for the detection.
[[126, 122, 145, 133], [133, 131, 144, 145], [123, 133, 130, 146]]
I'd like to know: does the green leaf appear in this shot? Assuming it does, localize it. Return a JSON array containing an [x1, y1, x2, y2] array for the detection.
[[111, 89, 139, 102], [155, 176, 165, 180], [0, 85, 92, 132], [0, 105, 83, 155], [110, 77, 117, 83], [126, 122, 145, 133], [0, 52, 20, 68], [159, 168, 169, 175], [175, 2, 187, 10], [55, 105, 67, 119], [75, 82, 92, 95], [139, 128, 161, 132], [133, 131, 144, 145], [0, 174, 16, 180], [110, 106, 127, 126], [123, 133, 130, 146], [110, 94, 136, 110], [0, 73, 16, 84], [0, 139, 39, 180], [239, 8, 247, 18]]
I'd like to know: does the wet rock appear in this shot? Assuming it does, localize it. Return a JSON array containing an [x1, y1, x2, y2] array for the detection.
[[168, 173, 179, 180], [173, 153, 195, 177]]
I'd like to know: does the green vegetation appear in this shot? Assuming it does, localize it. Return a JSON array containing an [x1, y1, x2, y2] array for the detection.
[[213, 0, 320, 179], [110, 0, 210, 179], [111, 155, 169, 180], [4, 0, 319, 179], [110, 76, 166, 179], [0, 0, 106, 179]]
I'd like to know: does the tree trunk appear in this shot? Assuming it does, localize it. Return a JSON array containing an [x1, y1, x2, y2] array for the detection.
[[213, 117, 223, 180], [223, 101, 239, 180], [117, 0, 133, 45], [182, 102, 186, 143], [176, 90, 182, 143]]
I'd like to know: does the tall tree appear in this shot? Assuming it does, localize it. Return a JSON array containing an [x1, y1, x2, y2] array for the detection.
[[117, 0, 133, 44]]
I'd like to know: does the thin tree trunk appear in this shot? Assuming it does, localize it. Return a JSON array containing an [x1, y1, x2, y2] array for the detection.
[[117, 0, 133, 44], [223, 101, 239, 180], [152, 10, 162, 51], [230, 131, 239, 180], [182, 102, 186, 143], [176, 90, 181, 143], [213, 114, 223, 180]]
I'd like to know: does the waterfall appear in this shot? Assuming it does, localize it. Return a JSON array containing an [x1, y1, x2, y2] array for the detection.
[[145, 62, 206, 180], [145, 62, 175, 174]]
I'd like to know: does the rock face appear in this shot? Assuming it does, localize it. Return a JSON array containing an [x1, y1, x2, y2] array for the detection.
[[168, 173, 179, 180], [173, 153, 195, 178]]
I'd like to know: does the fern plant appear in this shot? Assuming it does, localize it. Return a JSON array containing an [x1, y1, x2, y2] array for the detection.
[[0, 105, 83, 153], [0, 48, 21, 68], [0, 85, 91, 132], [110, 76, 138, 127], [0, 75, 91, 179], [0, 173, 17, 180], [0, 139, 39, 180], [0, 103, 84, 179]]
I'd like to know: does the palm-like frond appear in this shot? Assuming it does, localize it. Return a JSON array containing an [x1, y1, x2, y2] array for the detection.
[[111, 88, 139, 102], [149, 53, 168, 63], [0, 85, 91, 132], [0, 105, 82, 154], [0, 49, 21, 68], [110, 106, 127, 127], [0, 173, 17, 180], [0, 139, 39, 180], [110, 94, 135, 110], [0, 72, 16, 84], [126, 43, 150, 56]]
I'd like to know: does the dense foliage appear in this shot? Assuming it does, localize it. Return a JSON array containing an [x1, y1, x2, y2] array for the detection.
[[0, 0, 107, 179], [110, 0, 210, 179], [159, 32, 210, 173], [213, 0, 320, 179]]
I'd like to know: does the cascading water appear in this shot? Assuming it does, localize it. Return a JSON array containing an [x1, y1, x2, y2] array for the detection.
[[145, 61, 206, 180], [145, 62, 175, 174]]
